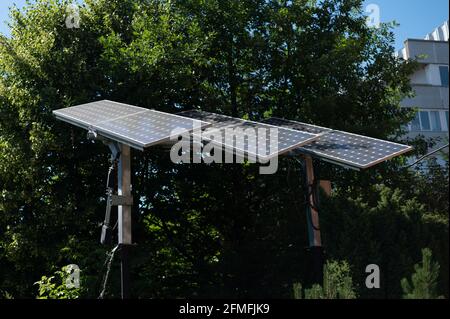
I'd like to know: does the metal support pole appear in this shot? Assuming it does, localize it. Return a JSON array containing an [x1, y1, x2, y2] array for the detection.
[[303, 155, 324, 285], [118, 144, 132, 299]]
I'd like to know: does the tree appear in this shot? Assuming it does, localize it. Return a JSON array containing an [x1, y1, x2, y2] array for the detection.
[[293, 260, 357, 299], [320, 185, 448, 299], [0, 0, 434, 299], [401, 248, 443, 299], [35, 265, 82, 299]]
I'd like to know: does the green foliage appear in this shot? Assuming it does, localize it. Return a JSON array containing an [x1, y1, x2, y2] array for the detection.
[[304, 285, 325, 299], [401, 248, 443, 299], [1, 290, 14, 299], [292, 282, 302, 299], [321, 182, 449, 299], [293, 260, 357, 299], [34, 265, 81, 299], [0, 0, 445, 299], [322, 260, 357, 299]]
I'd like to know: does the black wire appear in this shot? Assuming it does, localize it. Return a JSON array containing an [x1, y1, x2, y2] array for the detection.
[[98, 244, 120, 299], [306, 182, 321, 231], [404, 144, 449, 168], [291, 157, 321, 231]]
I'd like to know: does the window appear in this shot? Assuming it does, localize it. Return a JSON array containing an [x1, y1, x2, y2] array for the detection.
[[411, 113, 421, 131], [439, 66, 449, 87], [446, 111, 449, 131], [410, 110, 447, 132], [430, 111, 442, 131], [420, 111, 431, 131]]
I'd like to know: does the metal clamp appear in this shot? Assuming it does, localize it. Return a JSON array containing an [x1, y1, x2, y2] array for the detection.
[[111, 195, 134, 206], [100, 144, 123, 245], [87, 127, 121, 163]]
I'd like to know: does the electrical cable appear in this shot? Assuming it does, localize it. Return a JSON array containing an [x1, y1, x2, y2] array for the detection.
[[98, 244, 120, 299], [294, 157, 321, 231], [100, 156, 120, 245], [404, 144, 449, 168], [307, 182, 321, 231]]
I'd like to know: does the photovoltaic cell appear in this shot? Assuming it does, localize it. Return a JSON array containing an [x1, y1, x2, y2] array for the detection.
[[53, 100, 147, 129], [262, 117, 331, 135], [178, 110, 321, 161], [94, 110, 210, 149], [53, 100, 210, 150], [262, 117, 413, 169], [178, 110, 244, 129], [54, 102, 412, 168]]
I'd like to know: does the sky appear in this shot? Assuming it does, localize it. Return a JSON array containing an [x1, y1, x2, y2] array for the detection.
[[0, 0, 448, 50]]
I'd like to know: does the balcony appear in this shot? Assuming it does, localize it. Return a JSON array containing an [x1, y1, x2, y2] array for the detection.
[[401, 85, 449, 109], [404, 39, 449, 65]]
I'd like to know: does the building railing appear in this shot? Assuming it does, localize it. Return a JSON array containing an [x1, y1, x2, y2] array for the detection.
[[404, 39, 449, 65], [401, 85, 449, 109]]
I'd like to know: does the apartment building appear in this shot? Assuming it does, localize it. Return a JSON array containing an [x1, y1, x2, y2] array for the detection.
[[398, 21, 449, 160]]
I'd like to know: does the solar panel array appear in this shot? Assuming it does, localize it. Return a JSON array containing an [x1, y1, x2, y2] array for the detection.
[[178, 110, 321, 161], [53, 101, 412, 168], [53, 100, 210, 150], [262, 117, 413, 169]]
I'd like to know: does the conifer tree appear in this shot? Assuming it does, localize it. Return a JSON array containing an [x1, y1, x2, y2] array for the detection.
[[294, 260, 357, 299], [401, 248, 443, 299]]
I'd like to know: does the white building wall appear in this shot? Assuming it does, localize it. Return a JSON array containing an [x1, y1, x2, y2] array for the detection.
[[410, 66, 427, 85], [425, 20, 449, 41], [410, 64, 448, 87], [425, 64, 445, 86], [399, 20, 449, 164]]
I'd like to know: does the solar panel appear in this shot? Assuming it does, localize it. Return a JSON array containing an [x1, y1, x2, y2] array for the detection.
[[53, 100, 148, 129], [54, 103, 412, 167], [178, 110, 321, 161], [262, 117, 413, 169], [53, 100, 211, 150], [178, 110, 244, 129]]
